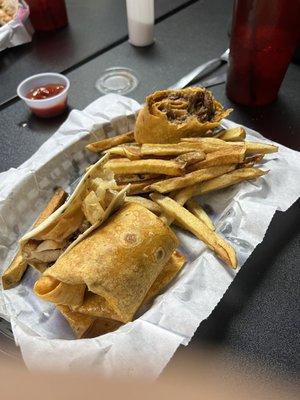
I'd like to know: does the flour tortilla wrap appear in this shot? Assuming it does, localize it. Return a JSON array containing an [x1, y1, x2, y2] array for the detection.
[[56, 249, 185, 338], [19, 155, 128, 268], [57, 304, 122, 339], [36, 203, 178, 323], [141, 249, 186, 306], [19, 154, 111, 243], [56, 305, 95, 339], [34, 276, 86, 307], [70, 250, 185, 319], [71, 292, 121, 320], [134, 88, 232, 144], [52, 250, 185, 338], [83, 318, 123, 339]]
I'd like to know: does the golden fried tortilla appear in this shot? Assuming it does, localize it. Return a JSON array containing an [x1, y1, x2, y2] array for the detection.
[[142, 250, 186, 306], [83, 318, 123, 338], [134, 88, 232, 144], [34, 276, 86, 307], [36, 203, 178, 323], [70, 250, 185, 317], [57, 250, 185, 338], [57, 305, 95, 339]]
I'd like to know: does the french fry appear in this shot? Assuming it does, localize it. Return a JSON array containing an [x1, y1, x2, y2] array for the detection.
[[141, 143, 206, 157], [104, 159, 185, 176], [86, 131, 134, 153], [239, 154, 264, 168], [151, 193, 237, 268], [174, 151, 206, 166], [182, 137, 278, 155], [35, 188, 68, 226], [104, 157, 131, 164], [2, 251, 28, 290], [186, 199, 215, 231], [188, 145, 246, 171], [124, 196, 161, 214], [147, 165, 236, 194], [244, 141, 278, 155], [161, 168, 266, 226], [245, 154, 264, 164], [105, 145, 142, 160], [174, 167, 266, 205], [2, 188, 68, 289], [180, 137, 236, 153], [118, 146, 141, 160], [82, 191, 105, 225], [215, 127, 246, 142], [239, 160, 255, 169], [116, 178, 162, 195], [115, 173, 161, 184]]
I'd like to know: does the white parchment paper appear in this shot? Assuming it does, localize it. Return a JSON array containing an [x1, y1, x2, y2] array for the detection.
[[0, 94, 299, 378]]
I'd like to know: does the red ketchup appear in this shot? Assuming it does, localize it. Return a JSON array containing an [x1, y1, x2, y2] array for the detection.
[[26, 84, 67, 117]]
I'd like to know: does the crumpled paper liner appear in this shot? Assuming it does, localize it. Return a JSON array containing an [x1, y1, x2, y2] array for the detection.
[[0, 94, 299, 378], [0, 1, 33, 52]]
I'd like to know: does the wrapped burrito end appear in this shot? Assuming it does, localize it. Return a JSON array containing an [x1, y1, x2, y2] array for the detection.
[[134, 87, 232, 144], [34, 276, 86, 307]]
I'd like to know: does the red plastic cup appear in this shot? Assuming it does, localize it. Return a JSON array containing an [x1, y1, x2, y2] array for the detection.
[[226, 0, 300, 106], [27, 0, 68, 32]]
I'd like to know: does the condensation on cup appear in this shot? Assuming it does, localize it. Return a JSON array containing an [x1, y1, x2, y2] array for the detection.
[[126, 0, 154, 47]]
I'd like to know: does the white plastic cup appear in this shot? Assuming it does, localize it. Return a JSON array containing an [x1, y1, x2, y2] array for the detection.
[[17, 73, 70, 118], [126, 0, 154, 47]]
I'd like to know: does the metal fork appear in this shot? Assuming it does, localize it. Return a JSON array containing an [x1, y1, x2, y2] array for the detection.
[[169, 49, 229, 90]]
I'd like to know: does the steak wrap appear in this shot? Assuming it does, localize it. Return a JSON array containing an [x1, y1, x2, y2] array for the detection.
[[134, 88, 232, 144], [55, 248, 185, 338], [34, 203, 180, 330]]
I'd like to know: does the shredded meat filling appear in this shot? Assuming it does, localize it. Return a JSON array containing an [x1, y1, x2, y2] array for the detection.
[[157, 90, 216, 124]]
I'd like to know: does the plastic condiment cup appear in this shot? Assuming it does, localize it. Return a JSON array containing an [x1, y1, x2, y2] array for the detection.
[[17, 73, 70, 118]]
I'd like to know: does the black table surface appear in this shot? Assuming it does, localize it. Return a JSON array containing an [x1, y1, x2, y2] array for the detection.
[[0, 0, 192, 105], [0, 0, 299, 378]]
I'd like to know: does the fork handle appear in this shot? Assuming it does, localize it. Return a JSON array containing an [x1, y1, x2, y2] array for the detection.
[[169, 57, 222, 90]]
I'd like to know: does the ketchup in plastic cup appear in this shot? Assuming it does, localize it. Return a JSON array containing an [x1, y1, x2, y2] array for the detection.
[[226, 0, 300, 106], [26, 0, 68, 32], [26, 84, 66, 100], [17, 73, 70, 118]]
